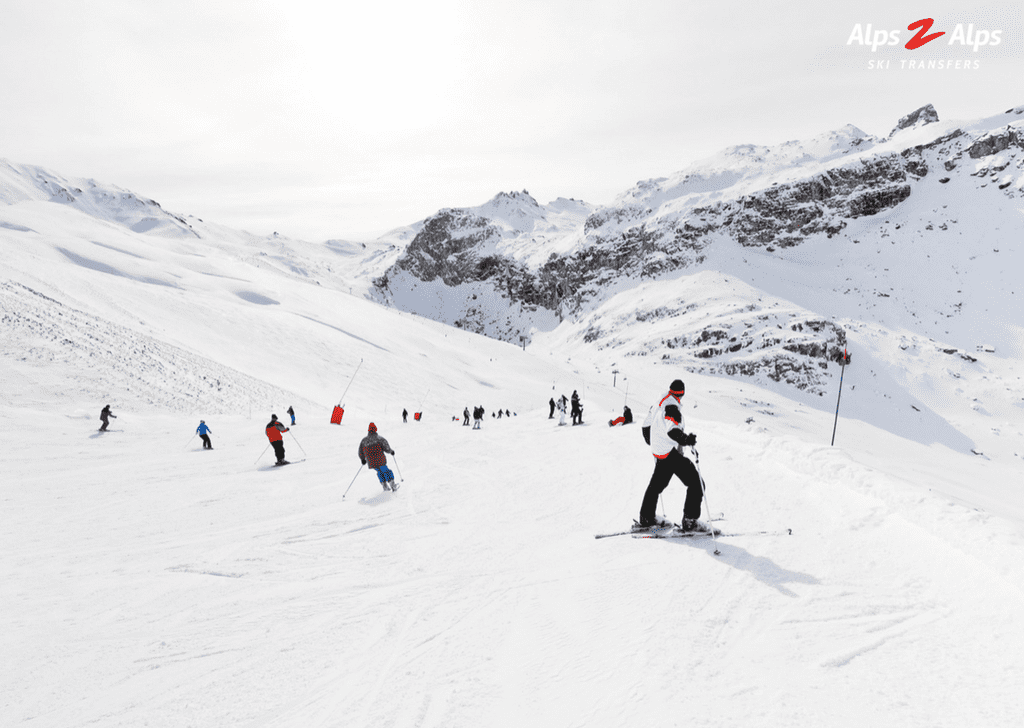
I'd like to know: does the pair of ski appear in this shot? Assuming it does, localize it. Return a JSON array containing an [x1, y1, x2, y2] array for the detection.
[[595, 521, 792, 540]]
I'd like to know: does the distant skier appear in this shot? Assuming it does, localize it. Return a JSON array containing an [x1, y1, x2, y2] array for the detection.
[[99, 405, 116, 432], [265, 414, 289, 465], [473, 405, 483, 430], [463, 407, 470, 426], [636, 380, 709, 532], [403, 408, 408, 423], [287, 406, 296, 426], [557, 396, 567, 426], [549, 398, 555, 419], [196, 420, 213, 449], [571, 391, 582, 425], [609, 405, 633, 427], [359, 422, 398, 491]]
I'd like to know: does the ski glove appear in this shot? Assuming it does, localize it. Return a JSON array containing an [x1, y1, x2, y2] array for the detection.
[[682, 432, 697, 446]]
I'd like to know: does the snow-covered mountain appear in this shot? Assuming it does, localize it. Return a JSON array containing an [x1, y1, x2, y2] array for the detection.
[[368, 102, 1024, 458], [3, 123, 1024, 727], [375, 104, 1024, 355]]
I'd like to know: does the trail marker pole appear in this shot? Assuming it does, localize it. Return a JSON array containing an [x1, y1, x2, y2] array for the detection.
[[337, 358, 364, 409], [831, 348, 849, 447]]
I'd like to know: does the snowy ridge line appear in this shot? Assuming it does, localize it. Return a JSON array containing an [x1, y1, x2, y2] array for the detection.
[[0, 280, 310, 414]]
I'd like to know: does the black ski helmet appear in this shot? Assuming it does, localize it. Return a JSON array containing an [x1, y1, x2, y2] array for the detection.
[[669, 379, 685, 396]]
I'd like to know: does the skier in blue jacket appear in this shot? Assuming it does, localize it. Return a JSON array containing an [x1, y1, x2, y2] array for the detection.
[[196, 421, 213, 449]]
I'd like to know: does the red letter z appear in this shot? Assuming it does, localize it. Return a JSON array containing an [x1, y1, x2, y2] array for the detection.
[[905, 18, 945, 50]]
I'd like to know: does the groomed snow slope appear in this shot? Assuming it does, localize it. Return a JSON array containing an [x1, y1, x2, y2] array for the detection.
[[5, 396, 1024, 727], [3, 179, 1024, 727]]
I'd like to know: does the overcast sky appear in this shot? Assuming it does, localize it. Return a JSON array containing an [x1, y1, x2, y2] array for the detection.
[[2, 1, 1021, 241]]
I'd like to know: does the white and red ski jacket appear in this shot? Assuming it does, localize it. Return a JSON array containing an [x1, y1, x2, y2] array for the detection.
[[642, 392, 687, 459]]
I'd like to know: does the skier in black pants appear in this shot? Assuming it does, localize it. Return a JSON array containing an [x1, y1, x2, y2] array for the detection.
[[196, 420, 213, 449], [549, 398, 555, 419], [636, 380, 709, 532], [265, 414, 289, 465], [99, 405, 116, 432]]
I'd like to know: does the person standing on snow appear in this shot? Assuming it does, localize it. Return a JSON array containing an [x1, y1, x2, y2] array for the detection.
[[549, 398, 556, 419], [359, 422, 398, 491], [463, 407, 470, 426], [99, 404, 116, 432], [287, 406, 296, 426], [403, 408, 408, 423], [636, 380, 709, 532], [265, 414, 289, 465], [196, 420, 213, 449]]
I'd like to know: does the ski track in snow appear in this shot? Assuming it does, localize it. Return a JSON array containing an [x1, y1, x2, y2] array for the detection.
[[5, 405, 1023, 727]]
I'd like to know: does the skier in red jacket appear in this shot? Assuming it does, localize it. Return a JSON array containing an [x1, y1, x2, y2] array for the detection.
[[265, 414, 289, 465]]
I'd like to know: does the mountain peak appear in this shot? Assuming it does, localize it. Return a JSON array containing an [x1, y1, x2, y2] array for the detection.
[[889, 104, 939, 138], [486, 190, 540, 207]]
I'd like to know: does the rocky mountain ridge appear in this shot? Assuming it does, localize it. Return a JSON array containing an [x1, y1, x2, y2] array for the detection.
[[372, 103, 1024, 393]]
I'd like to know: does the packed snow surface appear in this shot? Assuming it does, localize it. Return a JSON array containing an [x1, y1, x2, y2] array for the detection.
[[2, 155, 1024, 727]]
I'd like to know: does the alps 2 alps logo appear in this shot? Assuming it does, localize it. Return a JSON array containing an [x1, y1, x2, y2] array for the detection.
[[848, 19, 1003, 51]]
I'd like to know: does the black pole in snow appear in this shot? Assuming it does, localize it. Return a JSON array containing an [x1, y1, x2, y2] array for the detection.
[[831, 348, 848, 447], [338, 358, 364, 408]]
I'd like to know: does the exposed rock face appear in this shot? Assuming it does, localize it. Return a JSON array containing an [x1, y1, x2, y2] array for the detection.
[[889, 103, 939, 138], [579, 282, 851, 395], [967, 126, 1024, 159]]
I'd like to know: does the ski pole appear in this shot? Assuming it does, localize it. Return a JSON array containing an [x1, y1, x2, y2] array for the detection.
[[254, 443, 270, 464], [342, 464, 363, 499], [184, 433, 197, 450], [393, 454, 404, 482], [288, 431, 307, 457], [692, 445, 720, 555]]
